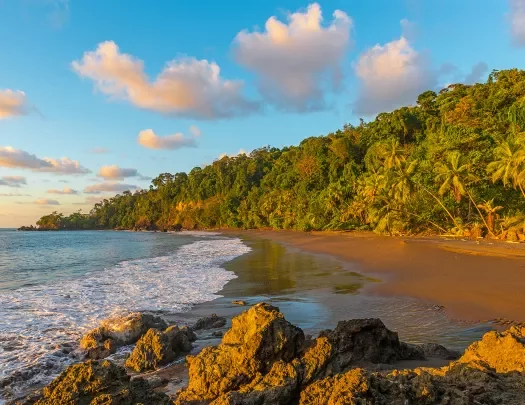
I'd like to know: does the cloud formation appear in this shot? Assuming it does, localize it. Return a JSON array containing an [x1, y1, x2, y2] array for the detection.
[[234, 3, 352, 111], [84, 182, 138, 194], [509, 0, 525, 46], [0, 176, 27, 188], [0, 193, 31, 197], [97, 165, 140, 180], [0, 90, 31, 119], [138, 129, 197, 150], [73, 195, 108, 206], [464, 62, 489, 84], [72, 41, 258, 119], [34, 198, 60, 205], [218, 149, 249, 159], [47, 187, 79, 195], [0, 146, 90, 175], [353, 25, 435, 115]]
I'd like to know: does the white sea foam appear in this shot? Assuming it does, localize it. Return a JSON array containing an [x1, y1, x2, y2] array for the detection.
[[0, 236, 250, 401]]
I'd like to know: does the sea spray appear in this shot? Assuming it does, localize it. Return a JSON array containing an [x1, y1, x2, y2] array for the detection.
[[0, 235, 250, 401]]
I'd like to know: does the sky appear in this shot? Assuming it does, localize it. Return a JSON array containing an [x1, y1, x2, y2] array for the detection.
[[1, 0, 524, 228]]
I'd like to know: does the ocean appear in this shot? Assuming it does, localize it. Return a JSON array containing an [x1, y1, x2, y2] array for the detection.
[[0, 229, 250, 402]]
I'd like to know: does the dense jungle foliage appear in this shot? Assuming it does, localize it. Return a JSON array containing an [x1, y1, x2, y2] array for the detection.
[[30, 69, 525, 239]]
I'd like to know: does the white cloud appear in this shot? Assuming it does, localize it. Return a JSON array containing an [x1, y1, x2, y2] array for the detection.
[[73, 195, 109, 206], [138, 129, 197, 150], [0, 176, 27, 188], [0, 146, 90, 175], [234, 3, 352, 111], [353, 24, 435, 115], [0, 90, 31, 119], [218, 149, 249, 159], [34, 198, 60, 205], [509, 0, 525, 46], [72, 41, 259, 119], [97, 165, 140, 180], [84, 182, 138, 194], [47, 187, 79, 195]]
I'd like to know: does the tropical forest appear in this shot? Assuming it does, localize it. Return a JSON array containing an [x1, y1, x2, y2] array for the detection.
[[29, 69, 525, 240]]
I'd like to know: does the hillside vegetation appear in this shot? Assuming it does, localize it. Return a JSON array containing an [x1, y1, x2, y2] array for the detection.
[[33, 69, 525, 239]]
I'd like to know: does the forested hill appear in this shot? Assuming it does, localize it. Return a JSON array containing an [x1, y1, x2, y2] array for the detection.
[[31, 69, 525, 239]]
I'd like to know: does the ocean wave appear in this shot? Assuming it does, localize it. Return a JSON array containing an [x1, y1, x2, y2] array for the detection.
[[0, 236, 250, 401]]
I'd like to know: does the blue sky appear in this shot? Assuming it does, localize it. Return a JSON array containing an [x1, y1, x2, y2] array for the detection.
[[1, 0, 524, 227]]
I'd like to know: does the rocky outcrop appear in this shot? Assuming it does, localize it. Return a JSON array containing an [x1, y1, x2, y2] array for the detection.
[[175, 303, 525, 405], [457, 325, 525, 372], [29, 360, 170, 405], [176, 303, 304, 403], [192, 314, 227, 331], [125, 325, 196, 372], [80, 313, 168, 360]]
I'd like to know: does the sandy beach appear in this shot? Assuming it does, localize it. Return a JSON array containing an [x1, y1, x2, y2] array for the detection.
[[221, 230, 525, 323]]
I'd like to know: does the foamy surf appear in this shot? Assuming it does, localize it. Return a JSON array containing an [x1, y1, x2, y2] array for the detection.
[[0, 235, 250, 402]]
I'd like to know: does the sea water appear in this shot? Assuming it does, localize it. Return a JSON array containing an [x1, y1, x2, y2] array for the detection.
[[0, 230, 250, 401]]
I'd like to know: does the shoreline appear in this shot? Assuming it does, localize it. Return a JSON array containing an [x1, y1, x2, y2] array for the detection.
[[219, 230, 525, 323]]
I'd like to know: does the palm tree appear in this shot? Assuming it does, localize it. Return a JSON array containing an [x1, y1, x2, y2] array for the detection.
[[387, 159, 418, 203], [477, 199, 503, 234], [434, 151, 475, 203], [435, 151, 493, 235], [381, 138, 406, 169], [487, 136, 525, 198]]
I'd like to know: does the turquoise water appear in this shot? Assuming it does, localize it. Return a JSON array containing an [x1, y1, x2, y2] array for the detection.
[[0, 229, 198, 291], [0, 230, 250, 401]]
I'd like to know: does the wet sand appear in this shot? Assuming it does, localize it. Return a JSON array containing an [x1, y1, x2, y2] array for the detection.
[[221, 230, 525, 323]]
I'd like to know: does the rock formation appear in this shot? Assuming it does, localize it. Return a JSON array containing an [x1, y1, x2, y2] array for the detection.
[[125, 325, 196, 372], [192, 314, 227, 331], [174, 303, 525, 405], [22, 303, 525, 405], [27, 360, 170, 405], [80, 313, 168, 360]]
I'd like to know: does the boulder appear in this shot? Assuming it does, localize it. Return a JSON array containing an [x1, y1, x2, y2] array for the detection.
[[419, 343, 460, 360], [125, 326, 196, 372], [192, 314, 227, 331], [30, 360, 170, 405], [457, 326, 525, 372], [80, 313, 168, 360], [176, 303, 304, 404]]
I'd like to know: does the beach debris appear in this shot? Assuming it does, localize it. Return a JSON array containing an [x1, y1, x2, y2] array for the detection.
[[192, 314, 227, 331], [25, 360, 170, 405], [232, 300, 247, 306], [125, 325, 196, 372], [79, 313, 168, 360]]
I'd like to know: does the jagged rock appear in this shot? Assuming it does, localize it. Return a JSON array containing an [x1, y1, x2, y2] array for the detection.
[[232, 300, 247, 306], [176, 303, 305, 404], [80, 313, 167, 360], [125, 325, 195, 372], [299, 361, 525, 405], [192, 314, 227, 331], [458, 325, 525, 372], [419, 342, 460, 360], [29, 360, 170, 405]]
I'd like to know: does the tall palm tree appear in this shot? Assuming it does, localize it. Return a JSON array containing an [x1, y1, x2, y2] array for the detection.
[[477, 199, 503, 234], [487, 136, 525, 198], [434, 151, 475, 202], [387, 159, 418, 203], [435, 151, 493, 235]]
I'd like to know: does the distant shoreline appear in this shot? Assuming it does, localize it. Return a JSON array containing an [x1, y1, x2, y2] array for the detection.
[[220, 229, 525, 324]]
